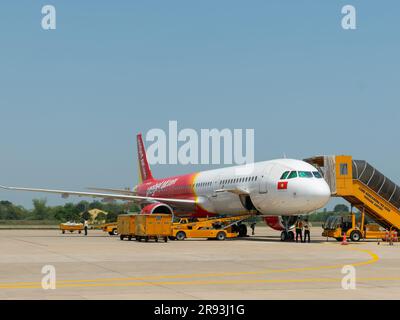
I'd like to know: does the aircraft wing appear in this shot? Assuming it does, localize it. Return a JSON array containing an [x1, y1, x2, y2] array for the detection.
[[0, 185, 196, 204], [86, 187, 136, 195]]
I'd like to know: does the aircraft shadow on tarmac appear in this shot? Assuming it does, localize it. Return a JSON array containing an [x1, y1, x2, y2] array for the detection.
[[229, 235, 327, 243]]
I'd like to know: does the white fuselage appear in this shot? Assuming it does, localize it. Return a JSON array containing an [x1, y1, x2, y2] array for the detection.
[[192, 159, 331, 216]]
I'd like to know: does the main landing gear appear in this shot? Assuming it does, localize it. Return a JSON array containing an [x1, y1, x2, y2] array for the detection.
[[232, 224, 248, 237]]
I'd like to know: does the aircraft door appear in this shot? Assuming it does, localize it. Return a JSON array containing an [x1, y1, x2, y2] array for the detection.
[[212, 175, 221, 197], [259, 164, 275, 194]]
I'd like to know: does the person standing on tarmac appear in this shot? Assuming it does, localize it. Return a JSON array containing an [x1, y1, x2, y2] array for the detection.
[[84, 220, 89, 236], [295, 218, 303, 243], [303, 219, 312, 243], [250, 223, 256, 236]]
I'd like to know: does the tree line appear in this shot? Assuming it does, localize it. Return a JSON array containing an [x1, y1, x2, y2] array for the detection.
[[0, 199, 139, 223], [0, 199, 355, 223]]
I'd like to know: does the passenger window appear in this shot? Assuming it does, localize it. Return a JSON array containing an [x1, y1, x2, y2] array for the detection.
[[280, 171, 290, 180], [287, 171, 298, 179], [340, 163, 348, 176]]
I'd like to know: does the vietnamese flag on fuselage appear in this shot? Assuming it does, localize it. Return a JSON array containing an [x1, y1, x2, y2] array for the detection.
[[277, 181, 288, 190]]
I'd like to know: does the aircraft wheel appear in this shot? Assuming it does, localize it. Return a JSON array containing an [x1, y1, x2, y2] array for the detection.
[[280, 231, 288, 241], [288, 231, 295, 241], [238, 224, 248, 237]]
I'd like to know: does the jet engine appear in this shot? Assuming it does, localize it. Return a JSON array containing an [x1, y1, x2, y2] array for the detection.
[[140, 202, 173, 215]]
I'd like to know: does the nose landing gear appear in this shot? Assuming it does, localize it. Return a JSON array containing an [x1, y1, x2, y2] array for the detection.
[[280, 230, 295, 241], [280, 215, 298, 241]]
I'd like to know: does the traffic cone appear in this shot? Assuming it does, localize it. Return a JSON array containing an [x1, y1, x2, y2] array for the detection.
[[341, 233, 349, 245]]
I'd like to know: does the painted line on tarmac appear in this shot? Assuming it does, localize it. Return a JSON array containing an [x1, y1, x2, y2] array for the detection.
[[0, 247, 380, 289], [2, 276, 400, 290]]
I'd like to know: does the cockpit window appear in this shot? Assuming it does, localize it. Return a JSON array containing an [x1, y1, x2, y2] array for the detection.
[[313, 171, 323, 178], [287, 171, 298, 179], [280, 171, 290, 180], [298, 171, 313, 178]]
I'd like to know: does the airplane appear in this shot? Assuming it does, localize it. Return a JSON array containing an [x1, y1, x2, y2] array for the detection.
[[0, 134, 331, 241]]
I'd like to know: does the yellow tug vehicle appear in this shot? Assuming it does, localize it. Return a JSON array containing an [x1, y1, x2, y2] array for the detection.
[[170, 214, 251, 241]]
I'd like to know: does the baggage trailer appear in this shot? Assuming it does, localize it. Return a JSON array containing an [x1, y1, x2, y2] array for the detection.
[[60, 223, 84, 234], [135, 214, 171, 242], [117, 214, 136, 240]]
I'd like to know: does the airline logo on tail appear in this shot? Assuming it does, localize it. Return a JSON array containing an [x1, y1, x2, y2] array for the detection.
[[137, 134, 154, 182]]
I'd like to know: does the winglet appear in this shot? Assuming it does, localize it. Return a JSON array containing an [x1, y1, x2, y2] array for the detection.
[[136, 133, 154, 182]]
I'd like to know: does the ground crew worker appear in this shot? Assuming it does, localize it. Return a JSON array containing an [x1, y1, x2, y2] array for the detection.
[[295, 218, 303, 243], [250, 223, 256, 236], [84, 220, 88, 236], [303, 219, 312, 243]]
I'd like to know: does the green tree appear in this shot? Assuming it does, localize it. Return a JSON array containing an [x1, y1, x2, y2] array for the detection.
[[75, 201, 90, 213], [89, 201, 104, 210], [106, 211, 120, 223], [63, 203, 81, 221], [96, 212, 107, 222], [81, 211, 91, 221], [334, 204, 349, 213], [50, 205, 68, 221], [32, 199, 50, 220]]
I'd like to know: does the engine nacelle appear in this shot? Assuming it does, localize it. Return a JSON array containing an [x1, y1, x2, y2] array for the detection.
[[263, 216, 298, 231], [140, 202, 173, 215]]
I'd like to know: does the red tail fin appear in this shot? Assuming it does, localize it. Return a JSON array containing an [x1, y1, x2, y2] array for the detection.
[[137, 133, 154, 182]]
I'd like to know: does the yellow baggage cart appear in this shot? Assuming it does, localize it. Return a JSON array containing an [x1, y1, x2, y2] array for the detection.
[[117, 214, 137, 241], [135, 214, 172, 242], [60, 222, 84, 234]]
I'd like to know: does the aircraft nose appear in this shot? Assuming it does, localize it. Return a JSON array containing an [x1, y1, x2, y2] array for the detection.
[[309, 180, 331, 209], [296, 180, 331, 210]]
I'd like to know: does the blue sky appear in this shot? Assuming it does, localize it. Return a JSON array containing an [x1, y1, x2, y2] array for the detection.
[[0, 1, 399, 209]]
